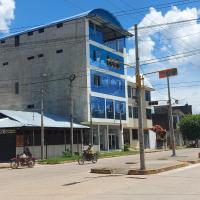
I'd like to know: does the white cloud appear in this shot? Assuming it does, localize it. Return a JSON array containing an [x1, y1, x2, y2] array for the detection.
[[0, 0, 15, 33], [126, 6, 200, 113]]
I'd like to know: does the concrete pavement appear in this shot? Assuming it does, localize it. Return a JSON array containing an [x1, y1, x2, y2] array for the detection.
[[91, 148, 200, 175], [0, 150, 200, 200]]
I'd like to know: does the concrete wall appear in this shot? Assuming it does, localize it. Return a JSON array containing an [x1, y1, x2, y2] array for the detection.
[[0, 18, 88, 122]]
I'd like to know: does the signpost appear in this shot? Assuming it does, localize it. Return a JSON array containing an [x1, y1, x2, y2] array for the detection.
[[159, 68, 178, 156]]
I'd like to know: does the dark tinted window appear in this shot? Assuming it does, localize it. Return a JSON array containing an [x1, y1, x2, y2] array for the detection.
[[28, 31, 33, 36], [133, 107, 138, 118], [132, 129, 138, 139], [15, 82, 19, 94], [15, 35, 20, 47], [38, 28, 44, 33], [56, 23, 63, 28], [56, 49, 63, 54]]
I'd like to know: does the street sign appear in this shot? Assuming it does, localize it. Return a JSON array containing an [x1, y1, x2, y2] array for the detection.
[[159, 68, 177, 79]]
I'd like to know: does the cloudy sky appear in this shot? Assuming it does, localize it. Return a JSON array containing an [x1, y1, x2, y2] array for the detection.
[[0, 0, 200, 113]]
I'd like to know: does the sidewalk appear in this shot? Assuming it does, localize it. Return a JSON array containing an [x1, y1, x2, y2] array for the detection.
[[91, 148, 200, 175]]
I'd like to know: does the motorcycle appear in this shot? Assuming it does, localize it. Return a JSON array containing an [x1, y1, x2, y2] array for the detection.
[[10, 153, 36, 169], [78, 150, 98, 165]]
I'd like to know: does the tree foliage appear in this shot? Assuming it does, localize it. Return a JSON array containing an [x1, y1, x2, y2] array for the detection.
[[179, 115, 200, 140]]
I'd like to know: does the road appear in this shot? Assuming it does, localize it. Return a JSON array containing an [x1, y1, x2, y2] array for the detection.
[[0, 149, 200, 200]]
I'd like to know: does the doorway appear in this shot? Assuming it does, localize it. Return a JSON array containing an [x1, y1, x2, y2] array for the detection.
[[109, 134, 119, 150], [0, 133, 16, 161]]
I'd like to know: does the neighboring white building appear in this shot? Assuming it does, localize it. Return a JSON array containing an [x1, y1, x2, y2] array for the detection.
[[123, 76, 155, 149]]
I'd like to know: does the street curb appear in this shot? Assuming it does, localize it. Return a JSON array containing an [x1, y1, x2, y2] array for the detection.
[[91, 162, 190, 175], [128, 163, 189, 175], [0, 164, 10, 169]]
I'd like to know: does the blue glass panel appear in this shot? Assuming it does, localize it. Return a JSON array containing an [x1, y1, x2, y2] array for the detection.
[[91, 70, 125, 98], [115, 100, 126, 120], [106, 99, 114, 119], [90, 45, 124, 75], [89, 22, 103, 44], [91, 96, 105, 118]]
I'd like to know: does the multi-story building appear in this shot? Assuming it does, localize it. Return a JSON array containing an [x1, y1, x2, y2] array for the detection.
[[0, 9, 133, 152], [123, 76, 155, 149]]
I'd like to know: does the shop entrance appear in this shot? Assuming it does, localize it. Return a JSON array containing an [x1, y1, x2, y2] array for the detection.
[[0, 133, 16, 161], [109, 134, 119, 150]]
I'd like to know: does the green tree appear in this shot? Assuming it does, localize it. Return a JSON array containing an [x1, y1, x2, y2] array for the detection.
[[179, 114, 200, 147]]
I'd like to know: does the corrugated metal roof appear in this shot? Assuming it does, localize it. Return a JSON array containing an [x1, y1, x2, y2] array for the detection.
[[0, 110, 88, 129], [0, 8, 132, 40], [0, 118, 23, 128]]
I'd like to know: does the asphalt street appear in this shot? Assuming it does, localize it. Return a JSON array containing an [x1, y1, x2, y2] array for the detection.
[[0, 149, 200, 200]]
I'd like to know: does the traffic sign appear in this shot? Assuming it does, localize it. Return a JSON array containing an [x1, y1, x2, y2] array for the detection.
[[159, 68, 177, 79]]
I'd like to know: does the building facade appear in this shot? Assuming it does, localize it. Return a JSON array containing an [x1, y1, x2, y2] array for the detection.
[[123, 76, 155, 149], [0, 9, 154, 153], [152, 104, 192, 146]]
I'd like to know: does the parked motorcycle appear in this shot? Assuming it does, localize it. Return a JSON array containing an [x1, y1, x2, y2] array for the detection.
[[10, 153, 36, 169], [78, 150, 97, 165]]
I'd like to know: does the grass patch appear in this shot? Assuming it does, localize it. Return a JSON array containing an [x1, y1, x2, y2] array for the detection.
[[38, 155, 79, 165], [38, 150, 139, 165], [99, 150, 139, 158]]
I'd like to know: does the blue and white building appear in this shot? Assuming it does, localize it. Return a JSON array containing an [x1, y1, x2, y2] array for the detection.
[[0, 9, 154, 155]]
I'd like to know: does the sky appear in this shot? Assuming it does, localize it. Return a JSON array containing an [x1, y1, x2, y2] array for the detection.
[[1, 0, 200, 113]]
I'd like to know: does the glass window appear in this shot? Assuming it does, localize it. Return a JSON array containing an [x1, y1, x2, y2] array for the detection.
[[145, 91, 151, 101], [90, 45, 124, 75], [132, 88, 137, 99], [94, 75, 101, 86], [115, 101, 126, 120], [133, 107, 138, 118], [128, 106, 132, 118], [91, 96, 105, 118], [91, 70, 125, 98], [128, 86, 131, 98], [106, 99, 114, 119], [146, 109, 152, 119]]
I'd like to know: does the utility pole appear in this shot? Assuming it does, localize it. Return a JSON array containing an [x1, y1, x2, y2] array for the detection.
[[167, 76, 176, 156], [40, 73, 46, 160], [134, 24, 146, 170], [119, 103, 124, 150], [69, 74, 76, 156], [89, 94, 93, 145]]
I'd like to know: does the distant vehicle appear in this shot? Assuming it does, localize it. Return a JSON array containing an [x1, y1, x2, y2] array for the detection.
[[10, 153, 36, 169], [78, 150, 97, 165]]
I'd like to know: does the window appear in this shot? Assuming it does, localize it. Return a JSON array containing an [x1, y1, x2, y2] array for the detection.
[[3, 62, 8, 66], [128, 86, 131, 98], [132, 129, 138, 139], [115, 101, 126, 120], [15, 82, 19, 94], [38, 28, 44, 33], [15, 35, 20, 47], [94, 75, 101, 86], [56, 49, 63, 54], [128, 106, 132, 118], [93, 50, 97, 61], [56, 23, 63, 28], [133, 107, 138, 118], [38, 54, 44, 58], [146, 109, 152, 119], [145, 91, 151, 101], [132, 88, 137, 99], [91, 96, 105, 118], [27, 31, 33, 36], [0, 40, 5, 44], [27, 104, 35, 109], [106, 99, 114, 119], [27, 56, 34, 60]]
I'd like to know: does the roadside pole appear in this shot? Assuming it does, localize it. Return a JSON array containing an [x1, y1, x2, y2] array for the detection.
[[89, 93, 93, 145], [134, 24, 146, 170], [40, 73, 46, 160], [167, 76, 176, 156], [69, 74, 76, 156]]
